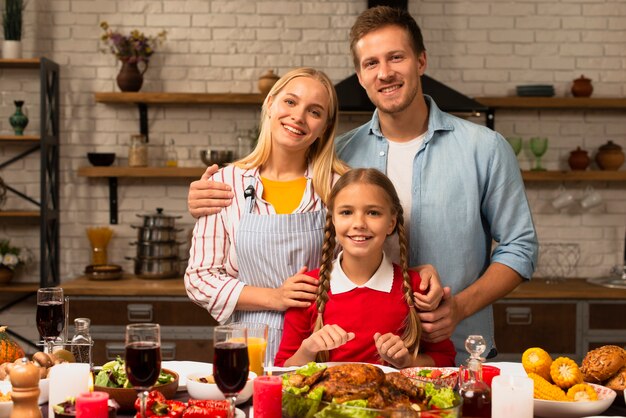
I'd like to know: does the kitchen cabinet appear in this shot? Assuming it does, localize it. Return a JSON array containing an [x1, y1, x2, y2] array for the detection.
[[63, 276, 217, 365], [493, 278, 626, 363], [0, 58, 60, 286]]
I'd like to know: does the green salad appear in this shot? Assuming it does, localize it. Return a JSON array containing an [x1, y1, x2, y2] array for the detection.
[[282, 362, 459, 418], [94, 357, 175, 389]]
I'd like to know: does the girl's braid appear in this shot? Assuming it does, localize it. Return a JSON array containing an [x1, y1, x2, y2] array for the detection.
[[396, 211, 421, 358], [313, 211, 336, 362]]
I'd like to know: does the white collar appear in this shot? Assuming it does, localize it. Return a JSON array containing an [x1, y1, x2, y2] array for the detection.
[[330, 251, 394, 295]]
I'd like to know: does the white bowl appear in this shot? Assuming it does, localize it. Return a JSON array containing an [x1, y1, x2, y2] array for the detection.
[[0, 381, 13, 418], [186, 369, 256, 405], [534, 383, 616, 418]]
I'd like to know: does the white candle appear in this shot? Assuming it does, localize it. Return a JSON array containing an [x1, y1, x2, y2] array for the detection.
[[491, 374, 533, 418], [48, 363, 91, 417]]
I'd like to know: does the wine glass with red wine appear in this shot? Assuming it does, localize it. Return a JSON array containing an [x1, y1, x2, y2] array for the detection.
[[213, 325, 249, 418], [125, 323, 161, 418], [36, 287, 65, 354]]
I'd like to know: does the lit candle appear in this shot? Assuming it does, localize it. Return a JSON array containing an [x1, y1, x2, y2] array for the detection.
[[491, 374, 533, 418], [253, 375, 282, 418], [76, 391, 109, 418]]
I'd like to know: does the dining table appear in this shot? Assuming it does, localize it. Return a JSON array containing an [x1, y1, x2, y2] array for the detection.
[[37, 362, 626, 418]]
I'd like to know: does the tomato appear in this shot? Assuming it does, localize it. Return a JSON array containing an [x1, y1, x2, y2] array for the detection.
[[429, 369, 442, 379], [183, 400, 230, 418]]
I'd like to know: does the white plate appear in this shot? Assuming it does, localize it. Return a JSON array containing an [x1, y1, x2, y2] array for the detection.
[[534, 383, 616, 418], [161, 361, 213, 391], [235, 408, 245, 418], [267, 361, 398, 374]]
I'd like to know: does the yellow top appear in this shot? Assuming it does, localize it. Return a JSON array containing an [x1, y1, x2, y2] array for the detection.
[[261, 176, 307, 214]]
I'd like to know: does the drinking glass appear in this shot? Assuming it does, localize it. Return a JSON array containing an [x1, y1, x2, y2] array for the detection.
[[125, 323, 161, 418], [505, 136, 523, 156], [36, 287, 65, 354], [213, 325, 249, 418], [530, 137, 548, 171], [232, 322, 268, 376]]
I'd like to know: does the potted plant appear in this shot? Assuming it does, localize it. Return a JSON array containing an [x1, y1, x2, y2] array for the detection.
[[100, 21, 167, 92], [0, 239, 27, 284], [2, 0, 24, 59]]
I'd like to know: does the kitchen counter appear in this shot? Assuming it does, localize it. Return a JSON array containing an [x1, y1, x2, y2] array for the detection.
[[56, 275, 626, 299]]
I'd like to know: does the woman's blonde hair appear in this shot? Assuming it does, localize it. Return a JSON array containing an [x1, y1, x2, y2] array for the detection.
[[313, 168, 421, 362], [234, 67, 349, 204]]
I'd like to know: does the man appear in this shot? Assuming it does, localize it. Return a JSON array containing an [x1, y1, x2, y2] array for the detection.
[[188, 6, 537, 363]]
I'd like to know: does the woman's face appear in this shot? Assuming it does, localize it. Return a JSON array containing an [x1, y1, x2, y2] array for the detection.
[[268, 76, 330, 155]]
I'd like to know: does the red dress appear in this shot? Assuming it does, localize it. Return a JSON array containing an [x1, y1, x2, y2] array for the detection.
[[275, 263, 456, 367]]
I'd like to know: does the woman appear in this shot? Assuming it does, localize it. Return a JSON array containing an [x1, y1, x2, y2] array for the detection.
[[185, 67, 350, 360]]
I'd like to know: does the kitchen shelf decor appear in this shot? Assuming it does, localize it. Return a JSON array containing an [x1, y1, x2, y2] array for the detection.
[[0, 57, 60, 286]]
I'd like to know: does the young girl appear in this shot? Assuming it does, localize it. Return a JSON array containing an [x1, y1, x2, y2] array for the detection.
[[275, 168, 456, 368]]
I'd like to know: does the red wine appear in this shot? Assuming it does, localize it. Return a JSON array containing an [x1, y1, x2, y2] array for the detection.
[[461, 389, 492, 418], [125, 342, 162, 388], [36, 301, 64, 339], [213, 342, 249, 395]]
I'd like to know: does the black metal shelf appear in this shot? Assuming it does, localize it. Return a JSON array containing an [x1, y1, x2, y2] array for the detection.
[[0, 58, 60, 287]]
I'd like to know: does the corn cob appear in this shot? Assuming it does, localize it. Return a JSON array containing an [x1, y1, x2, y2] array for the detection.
[[550, 357, 583, 389], [522, 347, 553, 381], [566, 383, 598, 402], [528, 372, 569, 401]]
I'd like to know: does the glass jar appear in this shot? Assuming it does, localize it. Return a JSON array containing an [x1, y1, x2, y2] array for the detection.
[[459, 335, 491, 417], [128, 134, 148, 167], [165, 138, 178, 167], [70, 318, 93, 366]]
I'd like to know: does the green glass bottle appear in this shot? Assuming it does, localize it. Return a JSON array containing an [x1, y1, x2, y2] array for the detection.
[[9, 100, 29, 136]]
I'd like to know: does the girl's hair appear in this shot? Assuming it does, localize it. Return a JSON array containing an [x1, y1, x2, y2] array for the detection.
[[233, 67, 349, 204], [313, 168, 421, 362]]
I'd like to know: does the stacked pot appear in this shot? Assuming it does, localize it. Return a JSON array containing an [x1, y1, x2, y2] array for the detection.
[[130, 208, 184, 279]]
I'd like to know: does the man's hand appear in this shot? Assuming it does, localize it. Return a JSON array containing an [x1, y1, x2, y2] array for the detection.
[[411, 264, 443, 311], [374, 332, 412, 369], [272, 267, 319, 311], [188, 165, 234, 218], [418, 287, 461, 343], [302, 324, 355, 355]]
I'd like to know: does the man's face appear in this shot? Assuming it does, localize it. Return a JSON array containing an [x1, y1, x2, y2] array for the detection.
[[354, 25, 426, 115]]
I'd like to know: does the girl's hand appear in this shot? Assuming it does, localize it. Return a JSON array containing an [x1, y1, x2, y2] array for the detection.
[[374, 332, 412, 369], [273, 267, 319, 311], [411, 264, 444, 311], [302, 324, 355, 355]]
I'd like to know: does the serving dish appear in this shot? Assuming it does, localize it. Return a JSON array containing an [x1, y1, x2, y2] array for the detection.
[[534, 383, 616, 418], [87, 152, 116, 167], [186, 370, 256, 405], [161, 361, 213, 391], [84, 264, 123, 281], [0, 381, 12, 418], [400, 367, 459, 388], [94, 368, 179, 411]]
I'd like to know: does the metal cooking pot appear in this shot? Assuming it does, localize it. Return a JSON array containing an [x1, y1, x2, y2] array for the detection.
[[128, 256, 183, 280], [137, 208, 182, 228], [131, 225, 183, 242], [131, 241, 182, 258]]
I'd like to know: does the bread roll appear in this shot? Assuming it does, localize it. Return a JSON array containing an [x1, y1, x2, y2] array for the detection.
[[604, 365, 626, 391], [581, 345, 626, 383]]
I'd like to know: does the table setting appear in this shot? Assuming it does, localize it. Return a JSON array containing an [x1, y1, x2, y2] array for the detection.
[[1, 302, 626, 417]]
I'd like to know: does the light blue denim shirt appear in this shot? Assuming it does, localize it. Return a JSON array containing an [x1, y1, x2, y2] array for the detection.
[[335, 96, 538, 364]]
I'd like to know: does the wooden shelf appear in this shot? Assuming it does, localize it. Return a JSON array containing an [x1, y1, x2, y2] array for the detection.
[[475, 97, 626, 109], [521, 170, 626, 182], [0, 210, 40, 218], [78, 166, 206, 178], [94, 92, 266, 105], [0, 135, 40, 141], [0, 58, 41, 69]]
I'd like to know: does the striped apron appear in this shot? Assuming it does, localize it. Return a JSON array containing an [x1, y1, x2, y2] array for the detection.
[[233, 179, 326, 365]]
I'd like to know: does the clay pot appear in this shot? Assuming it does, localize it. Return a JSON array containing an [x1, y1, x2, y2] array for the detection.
[[571, 75, 593, 98], [116, 60, 146, 92], [595, 140, 625, 171], [568, 147, 591, 171], [258, 69, 280, 96]]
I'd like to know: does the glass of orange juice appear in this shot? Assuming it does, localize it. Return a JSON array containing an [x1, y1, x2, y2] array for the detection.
[[231, 322, 268, 376]]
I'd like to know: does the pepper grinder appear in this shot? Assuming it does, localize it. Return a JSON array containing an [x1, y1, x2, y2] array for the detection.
[[9, 358, 42, 418]]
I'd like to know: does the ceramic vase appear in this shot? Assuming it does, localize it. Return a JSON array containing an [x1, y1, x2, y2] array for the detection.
[[9, 100, 29, 135], [258, 69, 280, 96], [1, 40, 22, 59], [595, 140, 625, 171], [0, 265, 14, 284], [568, 147, 590, 171], [571, 75, 593, 98], [116, 60, 146, 92]]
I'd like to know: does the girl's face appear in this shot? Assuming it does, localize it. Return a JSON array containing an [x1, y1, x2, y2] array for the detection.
[[332, 183, 397, 260], [268, 76, 330, 155]]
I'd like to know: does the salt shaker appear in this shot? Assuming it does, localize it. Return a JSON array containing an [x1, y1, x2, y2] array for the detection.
[[71, 318, 93, 367]]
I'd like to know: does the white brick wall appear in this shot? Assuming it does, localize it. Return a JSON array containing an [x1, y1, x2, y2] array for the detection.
[[1, 0, 625, 299]]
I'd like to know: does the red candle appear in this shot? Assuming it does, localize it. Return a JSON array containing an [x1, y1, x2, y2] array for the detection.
[[76, 391, 109, 418], [253, 375, 282, 418]]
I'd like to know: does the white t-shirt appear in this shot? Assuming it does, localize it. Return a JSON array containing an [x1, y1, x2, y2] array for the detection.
[[384, 133, 426, 263]]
